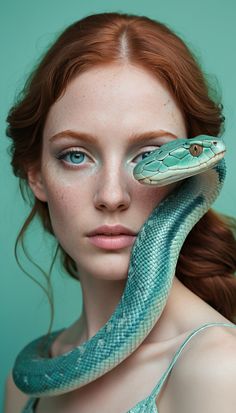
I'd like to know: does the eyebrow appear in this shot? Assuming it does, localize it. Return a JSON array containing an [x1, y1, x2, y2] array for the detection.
[[49, 129, 177, 144]]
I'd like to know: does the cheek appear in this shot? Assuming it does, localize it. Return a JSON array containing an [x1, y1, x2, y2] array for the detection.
[[134, 181, 178, 216], [41, 162, 84, 220], [43, 180, 84, 238], [45, 186, 86, 259]]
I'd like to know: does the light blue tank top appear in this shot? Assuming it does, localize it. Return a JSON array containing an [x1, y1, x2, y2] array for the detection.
[[21, 322, 236, 413]]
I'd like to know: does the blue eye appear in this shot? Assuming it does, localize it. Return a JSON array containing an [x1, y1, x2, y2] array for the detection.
[[57, 150, 87, 165]]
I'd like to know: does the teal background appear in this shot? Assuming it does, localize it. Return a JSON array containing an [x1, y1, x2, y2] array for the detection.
[[1, 0, 236, 409]]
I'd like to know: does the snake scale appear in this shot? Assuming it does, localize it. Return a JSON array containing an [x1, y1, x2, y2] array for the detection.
[[13, 135, 226, 396]]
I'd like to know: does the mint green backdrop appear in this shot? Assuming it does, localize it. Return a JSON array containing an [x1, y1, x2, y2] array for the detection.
[[1, 0, 235, 408]]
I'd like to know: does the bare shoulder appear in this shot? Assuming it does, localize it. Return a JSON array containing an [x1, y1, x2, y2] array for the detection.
[[3, 370, 29, 413], [167, 324, 236, 413]]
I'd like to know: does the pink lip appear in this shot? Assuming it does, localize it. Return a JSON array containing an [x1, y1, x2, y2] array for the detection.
[[87, 224, 137, 237], [87, 224, 137, 250], [88, 234, 137, 250]]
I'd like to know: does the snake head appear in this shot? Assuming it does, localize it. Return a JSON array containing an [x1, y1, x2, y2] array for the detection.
[[133, 135, 226, 186]]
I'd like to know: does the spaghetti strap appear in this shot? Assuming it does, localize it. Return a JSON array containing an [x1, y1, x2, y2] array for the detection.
[[21, 322, 236, 413], [21, 397, 37, 413], [150, 321, 236, 399]]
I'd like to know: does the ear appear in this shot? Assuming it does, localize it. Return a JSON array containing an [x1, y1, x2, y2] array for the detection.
[[27, 167, 48, 202]]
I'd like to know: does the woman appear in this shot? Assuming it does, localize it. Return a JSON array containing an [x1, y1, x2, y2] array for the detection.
[[4, 12, 236, 413]]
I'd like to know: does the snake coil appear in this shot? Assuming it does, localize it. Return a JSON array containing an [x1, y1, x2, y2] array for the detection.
[[13, 135, 226, 397]]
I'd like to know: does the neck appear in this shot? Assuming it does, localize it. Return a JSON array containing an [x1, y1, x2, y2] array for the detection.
[[63, 275, 213, 351], [77, 273, 127, 342]]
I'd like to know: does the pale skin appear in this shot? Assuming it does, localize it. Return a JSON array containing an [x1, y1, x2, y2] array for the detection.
[[4, 64, 236, 413]]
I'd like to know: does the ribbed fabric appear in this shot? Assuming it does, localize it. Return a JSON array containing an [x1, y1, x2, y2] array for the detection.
[[22, 322, 236, 413]]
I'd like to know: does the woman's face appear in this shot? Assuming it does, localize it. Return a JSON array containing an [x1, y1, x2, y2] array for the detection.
[[29, 64, 187, 281]]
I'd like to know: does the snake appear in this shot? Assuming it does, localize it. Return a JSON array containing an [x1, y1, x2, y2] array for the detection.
[[13, 135, 226, 396]]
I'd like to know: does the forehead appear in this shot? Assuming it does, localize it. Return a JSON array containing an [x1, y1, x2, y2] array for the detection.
[[43, 64, 186, 139]]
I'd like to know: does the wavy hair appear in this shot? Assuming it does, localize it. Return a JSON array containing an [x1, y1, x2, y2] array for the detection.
[[6, 12, 236, 331]]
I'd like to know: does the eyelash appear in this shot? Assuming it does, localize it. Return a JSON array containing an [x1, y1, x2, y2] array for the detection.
[[56, 149, 89, 168], [56, 147, 160, 168]]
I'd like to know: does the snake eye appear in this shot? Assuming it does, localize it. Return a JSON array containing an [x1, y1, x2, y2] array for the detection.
[[189, 144, 203, 157]]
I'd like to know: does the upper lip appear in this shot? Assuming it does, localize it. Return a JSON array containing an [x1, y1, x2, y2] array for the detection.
[[87, 225, 137, 236]]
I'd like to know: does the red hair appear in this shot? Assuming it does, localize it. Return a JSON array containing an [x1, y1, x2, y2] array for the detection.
[[6, 12, 236, 325]]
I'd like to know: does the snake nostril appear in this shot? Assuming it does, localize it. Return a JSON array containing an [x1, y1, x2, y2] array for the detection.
[[213, 141, 217, 145]]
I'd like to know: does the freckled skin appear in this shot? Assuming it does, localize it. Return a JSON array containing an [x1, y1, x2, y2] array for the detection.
[[30, 64, 187, 283], [22, 65, 234, 413]]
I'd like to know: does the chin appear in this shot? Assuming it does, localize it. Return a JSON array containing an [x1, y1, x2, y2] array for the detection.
[[74, 251, 131, 281], [92, 271, 128, 281], [85, 264, 129, 281]]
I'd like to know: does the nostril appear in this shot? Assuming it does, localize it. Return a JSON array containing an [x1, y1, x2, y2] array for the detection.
[[213, 141, 217, 145]]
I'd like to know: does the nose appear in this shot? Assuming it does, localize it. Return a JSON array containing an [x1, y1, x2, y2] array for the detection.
[[93, 162, 131, 212]]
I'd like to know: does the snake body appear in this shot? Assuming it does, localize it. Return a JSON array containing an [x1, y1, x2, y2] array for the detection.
[[13, 135, 226, 396]]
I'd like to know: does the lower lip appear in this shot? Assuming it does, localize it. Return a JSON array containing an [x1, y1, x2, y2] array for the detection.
[[88, 235, 137, 250]]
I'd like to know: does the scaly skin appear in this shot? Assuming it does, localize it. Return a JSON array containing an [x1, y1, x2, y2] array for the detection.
[[13, 135, 226, 396]]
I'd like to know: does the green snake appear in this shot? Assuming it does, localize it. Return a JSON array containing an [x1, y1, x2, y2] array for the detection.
[[13, 135, 226, 396]]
